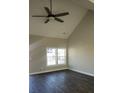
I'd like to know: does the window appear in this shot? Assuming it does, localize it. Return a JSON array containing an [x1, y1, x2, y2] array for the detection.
[[47, 48, 66, 66], [47, 48, 56, 66], [58, 49, 66, 64]]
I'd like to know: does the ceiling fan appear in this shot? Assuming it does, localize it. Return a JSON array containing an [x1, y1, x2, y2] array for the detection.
[[32, 0, 69, 23]]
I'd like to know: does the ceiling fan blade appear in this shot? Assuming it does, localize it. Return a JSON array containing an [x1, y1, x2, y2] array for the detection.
[[54, 12, 69, 17], [44, 7, 52, 15], [32, 15, 47, 17], [45, 19, 50, 23], [54, 17, 64, 23]]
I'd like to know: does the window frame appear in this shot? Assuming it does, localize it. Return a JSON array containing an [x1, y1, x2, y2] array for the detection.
[[57, 48, 66, 65], [46, 48, 66, 66]]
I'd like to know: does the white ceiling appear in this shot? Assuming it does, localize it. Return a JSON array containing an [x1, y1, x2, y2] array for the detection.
[[30, 0, 93, 39]]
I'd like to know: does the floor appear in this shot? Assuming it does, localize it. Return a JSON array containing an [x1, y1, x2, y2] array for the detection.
[[29, 70, 94, 93]]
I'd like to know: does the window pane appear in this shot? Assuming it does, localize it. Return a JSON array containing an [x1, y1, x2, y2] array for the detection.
[[58, 56, 65, 64], [47, 56, 56, 65], [47, 48, 56, 56], [47, 48, 56, 66], [58, 49, 65, 56], [58, 49, 66, 64]]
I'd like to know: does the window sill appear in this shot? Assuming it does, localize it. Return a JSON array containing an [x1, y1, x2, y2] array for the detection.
[[46, 64, 67, 68]]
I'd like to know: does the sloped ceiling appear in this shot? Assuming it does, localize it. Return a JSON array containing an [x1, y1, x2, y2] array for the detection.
[[71, 0, 94, 10], [30, 0, 93, 39]]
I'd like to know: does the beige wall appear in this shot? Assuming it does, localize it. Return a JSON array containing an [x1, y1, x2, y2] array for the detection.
[[68, 11, 94, 75], [29, 35, 68, 73], [29, 11, 94, 75]]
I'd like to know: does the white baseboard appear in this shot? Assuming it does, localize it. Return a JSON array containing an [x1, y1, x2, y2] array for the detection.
[[29, 68, 69, 75], [69, 68, 94, 77], [30, 68, 94, 77]]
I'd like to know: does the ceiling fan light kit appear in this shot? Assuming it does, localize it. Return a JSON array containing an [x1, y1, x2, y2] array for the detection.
[[32, 0, 69, 23]]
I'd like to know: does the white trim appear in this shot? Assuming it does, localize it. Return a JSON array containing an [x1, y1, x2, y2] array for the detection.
[[30, 68, 94, 77], [69, 68, 94, 77], [29, 68, 68, 75]]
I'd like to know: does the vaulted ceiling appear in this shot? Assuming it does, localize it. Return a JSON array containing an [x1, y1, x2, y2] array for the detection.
[[30, 0, 94, 39]]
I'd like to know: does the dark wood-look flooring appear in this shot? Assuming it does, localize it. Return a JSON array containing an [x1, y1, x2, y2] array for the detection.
[[29, 70, 94, 93]]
